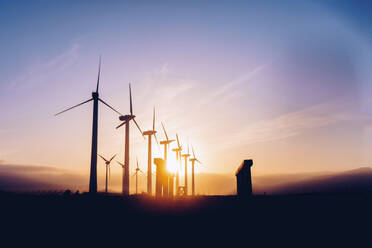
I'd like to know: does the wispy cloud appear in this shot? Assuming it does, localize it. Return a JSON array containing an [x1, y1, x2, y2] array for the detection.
[[217, 99, 371, 149], [9, 43, 80, 89], [200, 63, 268, 105]]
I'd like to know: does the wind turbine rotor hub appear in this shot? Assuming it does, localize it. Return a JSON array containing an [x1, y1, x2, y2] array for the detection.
[[92, 92, 99, 99], [119, 115, 135, 121]]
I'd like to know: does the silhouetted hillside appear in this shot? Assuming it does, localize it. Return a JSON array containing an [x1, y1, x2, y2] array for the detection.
[[3, 163, 372, 195], [261, 167, 372, 194]]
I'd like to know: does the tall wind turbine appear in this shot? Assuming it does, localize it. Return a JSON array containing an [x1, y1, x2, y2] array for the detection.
[[133, 157, 144, 194], [160, 122, 175, 169], [160, 122, 175, 195], [142, 108, 159, 195], [189, 146, 201, 196], [181, 143, 190, 195], [55, 57, 122, 193], [172, 134, 182, 195], [99, 154, 116, 194], [116, 84, 143, 196]]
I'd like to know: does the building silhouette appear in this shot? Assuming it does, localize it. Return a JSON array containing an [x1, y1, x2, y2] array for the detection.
[[235, 159, 253, 196], [154, 158, 169, 197]]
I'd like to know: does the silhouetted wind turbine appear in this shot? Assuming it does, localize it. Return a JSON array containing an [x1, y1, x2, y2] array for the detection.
[[116, 84, 144, 196], [99, 154, 116, 194], [172, 134, 182, 195], [181, 143, 190, 195], [142, 107, 159, 195], [160, 122, 175, 195], [133, 157, 144, 194], [55, 57, 122, 194], [117, 160, 126, 175], [189, 146, 201, 196], [160, 122, 175, 167]]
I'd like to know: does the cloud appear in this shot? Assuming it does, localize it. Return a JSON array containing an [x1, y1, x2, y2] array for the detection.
[[9, 43, 80, 89], [200, 63, 268, 105], [0, 164, 87, 192], [218, 99, 372, 149]]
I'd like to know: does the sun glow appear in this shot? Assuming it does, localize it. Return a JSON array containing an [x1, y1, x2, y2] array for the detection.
[[167, 153, 179, 174]]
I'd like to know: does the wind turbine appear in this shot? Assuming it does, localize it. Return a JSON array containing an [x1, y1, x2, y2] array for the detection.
[[98, 154, 116, 194], [172, 134, 182, 195], [189, 146, 201, 196], [160, 122, 175, 168], [116, 84, 144, 196], [142, 107, 159, 195], [181, 143, 190, 195], [160, 122, 175, 196], [133, 157, 144, 195], [55, 57, 122, 194]]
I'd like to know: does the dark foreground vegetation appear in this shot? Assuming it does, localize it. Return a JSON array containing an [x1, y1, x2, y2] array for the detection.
[[1, 191, 371, 245]]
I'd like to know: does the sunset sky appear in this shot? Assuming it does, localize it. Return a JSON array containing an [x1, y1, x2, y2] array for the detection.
[[1, 0, 372, 193]]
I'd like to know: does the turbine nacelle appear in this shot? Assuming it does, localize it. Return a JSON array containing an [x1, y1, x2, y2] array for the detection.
[[92, 92, 99, 99], [143, 130, 157, 136], [190, 158, 202, 164], [119, 115, 135, 121], [160, 140, 175, 145]]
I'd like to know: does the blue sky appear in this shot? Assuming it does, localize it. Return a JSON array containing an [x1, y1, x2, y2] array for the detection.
[[1, 0, 372, 182]]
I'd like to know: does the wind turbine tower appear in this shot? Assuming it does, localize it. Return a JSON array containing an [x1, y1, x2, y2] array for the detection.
[[181, 144, 190, 195], [172, 134, 182, 195], [116, 84, 143, 196], [142, 108, 159, 195], [99, 154, 116, 193], [55, 57, 122, 193], [160, 122, 175, 195], [133, 157, 144, 194], [189, 146, 201, 196]]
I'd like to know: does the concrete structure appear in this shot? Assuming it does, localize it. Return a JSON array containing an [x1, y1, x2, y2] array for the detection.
[[154, 158, 169, 197], [235, 159, 253, 196]]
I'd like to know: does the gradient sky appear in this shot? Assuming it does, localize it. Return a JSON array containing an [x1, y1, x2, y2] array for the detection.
[[1, 0, 372, 185]]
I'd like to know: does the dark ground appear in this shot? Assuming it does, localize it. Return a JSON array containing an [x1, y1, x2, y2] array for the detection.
[[1, 191, 371, 246]]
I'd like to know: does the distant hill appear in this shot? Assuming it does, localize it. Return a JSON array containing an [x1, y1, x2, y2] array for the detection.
[[254, 167, 372, 194], [2, 163, 372, 195]]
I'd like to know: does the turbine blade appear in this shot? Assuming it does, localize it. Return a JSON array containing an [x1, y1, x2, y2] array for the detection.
[[133, 118, 145, 139], [129, 83, 133, 115], [116, 121, 126, 129], [154, 133, 160, 146], [154, 134, 161, 153], [136, 156, 139, 169], [152, 107, 155, 131], [161, 122, 169, 141], [96, 55, 101, 93], [109, 154, 116, 162], [196, 159, 202, 164], [116, 161, 125, 167], [192, 145, 195, 159], [176, 134, 181, 148], [98, 98, 122, 115], [55, 98, 93, 116], [99, 154, 108, 163]]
